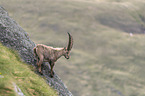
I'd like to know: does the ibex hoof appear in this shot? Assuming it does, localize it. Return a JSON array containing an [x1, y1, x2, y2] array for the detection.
[[39, 71, 43, 75], [50, 74, 54, 78]]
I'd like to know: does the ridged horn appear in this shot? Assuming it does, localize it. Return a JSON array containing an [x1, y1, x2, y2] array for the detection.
[[67, 32, 73, 51]]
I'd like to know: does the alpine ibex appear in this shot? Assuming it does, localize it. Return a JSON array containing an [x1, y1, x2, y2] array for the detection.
[[33, 32, 73, 77]]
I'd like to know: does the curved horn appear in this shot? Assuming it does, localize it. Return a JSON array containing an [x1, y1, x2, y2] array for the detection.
[[67, 32, 73, 51]]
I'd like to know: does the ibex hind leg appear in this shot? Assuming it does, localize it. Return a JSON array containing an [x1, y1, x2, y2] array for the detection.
[[36, 57, 40, 67], [38, 56, 44, 75]]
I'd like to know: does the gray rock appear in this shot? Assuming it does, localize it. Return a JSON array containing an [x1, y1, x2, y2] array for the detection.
[[0, 6, 73, 96]]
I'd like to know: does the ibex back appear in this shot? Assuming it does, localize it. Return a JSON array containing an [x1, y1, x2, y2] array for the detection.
[[33, 33, 73, 77]]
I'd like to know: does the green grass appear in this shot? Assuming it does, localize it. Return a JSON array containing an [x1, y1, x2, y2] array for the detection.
[[1, 0, 145, 96], [0, 43, 57, 96]]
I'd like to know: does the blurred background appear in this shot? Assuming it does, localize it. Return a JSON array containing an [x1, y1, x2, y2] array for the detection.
[[1, 0, 145, 96]]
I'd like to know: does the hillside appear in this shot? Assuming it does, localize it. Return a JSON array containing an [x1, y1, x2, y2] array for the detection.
[[0, 43, 57, 96], [1, 0, 145, 96], [0, 6, 72, 96]]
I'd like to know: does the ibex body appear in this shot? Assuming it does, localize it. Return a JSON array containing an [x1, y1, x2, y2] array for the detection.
[[33, 33, 73, 77]]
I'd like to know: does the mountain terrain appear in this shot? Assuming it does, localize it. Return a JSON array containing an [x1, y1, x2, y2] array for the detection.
[[1, 0, 145, 96], [0, 6, 72, 96], [0, 43, 58, 96]]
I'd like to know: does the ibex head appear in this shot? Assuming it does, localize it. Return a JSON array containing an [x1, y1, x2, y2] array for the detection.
[[63, 32, 73, 59]]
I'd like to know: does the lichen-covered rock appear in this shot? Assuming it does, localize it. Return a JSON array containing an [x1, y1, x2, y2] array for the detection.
[[0, 7, 35, 64], [0, 6, 73, 96]]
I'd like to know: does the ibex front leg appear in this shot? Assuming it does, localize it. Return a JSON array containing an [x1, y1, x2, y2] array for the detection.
[[49, 61, 55, 77]]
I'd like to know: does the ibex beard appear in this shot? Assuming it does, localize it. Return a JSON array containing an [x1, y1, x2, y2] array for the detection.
[[33, 32, 73, 77]]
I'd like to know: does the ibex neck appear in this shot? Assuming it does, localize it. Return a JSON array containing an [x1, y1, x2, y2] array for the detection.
[[54, 48, 64, 61]]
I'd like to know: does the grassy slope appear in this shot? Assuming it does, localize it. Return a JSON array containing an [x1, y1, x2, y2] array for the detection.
[[1, 0, 145, 96], [0, 43, 57, 96]]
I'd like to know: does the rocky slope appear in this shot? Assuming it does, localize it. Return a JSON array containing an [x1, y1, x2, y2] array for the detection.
[[0, 6, 72, 96]]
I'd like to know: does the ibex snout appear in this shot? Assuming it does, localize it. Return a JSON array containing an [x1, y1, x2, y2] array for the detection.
[[64, 54, 69, 59]]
